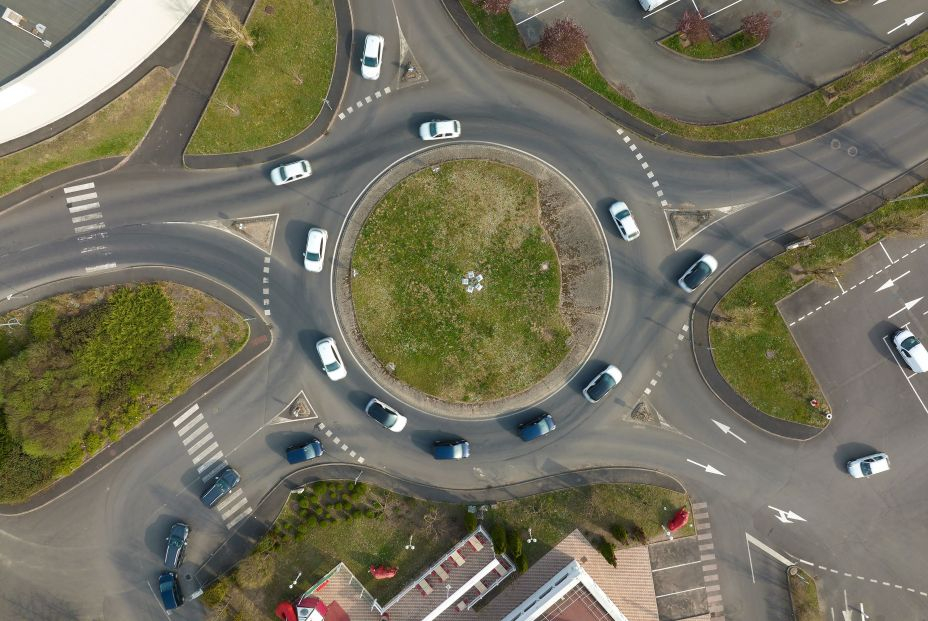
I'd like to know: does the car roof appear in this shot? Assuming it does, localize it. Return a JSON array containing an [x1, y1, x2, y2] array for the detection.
[[364, 34, 382, 52]]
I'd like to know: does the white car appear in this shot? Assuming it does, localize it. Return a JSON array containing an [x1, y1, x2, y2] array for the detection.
[[847, 452, 890, 478], [316, 337, 347, 381], [608, 201, 640, 241], [892, 328, 928, 373], [303, 227, 328, 272], [419, 120, 461, 141], [361, 34, 384, 80], [582, 365, 622, 403], [365, 398, 408, 432], [678, 254, 718, 293], [270, 160, 312, 186]]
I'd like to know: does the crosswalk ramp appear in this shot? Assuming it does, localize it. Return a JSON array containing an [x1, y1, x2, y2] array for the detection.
[[173, 403, 253, 529], [64, 181, 116, 273]]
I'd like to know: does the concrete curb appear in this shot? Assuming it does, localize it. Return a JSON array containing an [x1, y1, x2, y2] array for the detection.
[[0, 266, 273, 515], [690, 158, 928, 440]]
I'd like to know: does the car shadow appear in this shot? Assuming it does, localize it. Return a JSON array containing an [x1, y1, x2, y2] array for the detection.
[[869, 321, 903, 364], [834, 442, 880, 473]]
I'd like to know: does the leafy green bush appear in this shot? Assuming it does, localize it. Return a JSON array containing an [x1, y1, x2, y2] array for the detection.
[[27, 304, 57, 341], [491, 522, 508, 554], [508, 528, 523, 559], [597, 539, 616, 567], [610, 523, 627, 545], [83, 431, 104, 455], [464, 510, 478, 532], [515, 552, 529, 573], [56, 304, 107, 352], [201, 578, 230, 607]]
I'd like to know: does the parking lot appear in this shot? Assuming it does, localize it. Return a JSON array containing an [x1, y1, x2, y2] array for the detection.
[[778, 237, 928, 426], [649, 536, 711, 620]]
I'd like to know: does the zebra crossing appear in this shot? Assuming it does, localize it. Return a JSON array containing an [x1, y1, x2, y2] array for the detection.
[[64, 181, 116, 273], [172, 403, 253, 529]]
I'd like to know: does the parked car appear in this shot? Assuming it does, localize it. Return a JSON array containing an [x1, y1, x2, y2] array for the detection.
[[518, 413, 557, 441], [608, 201, 640, 241], [316, 337, 347, 381], [270, 160, 312, 186], [360, 34, 384, 80], [582, 365, 622, 403], [163, 522, 189, 569], [892, 328, 928, 373], [286, 438, 324, 464], [419, 119, 461, 141], [433, 439, 470, 460], [365, 398, 408, 432], [200, 466, 240, 507], [158, 571, 184, 610], [303, 227, 328, 272], [677, 254, 718, 293], [847, 452, 890, 479]]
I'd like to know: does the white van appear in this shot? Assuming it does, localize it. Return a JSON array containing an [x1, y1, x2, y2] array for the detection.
[[639, 0, 671, 11]]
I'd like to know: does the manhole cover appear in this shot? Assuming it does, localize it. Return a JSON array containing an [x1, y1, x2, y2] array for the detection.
[[765, 350, 776, 359], [847, 146, 858, 157], [830, 139, 841, 150]]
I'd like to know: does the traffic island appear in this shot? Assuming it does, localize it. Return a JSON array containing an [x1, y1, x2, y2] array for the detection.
[[333, 143, 610, 417], [787, 566, 823, 621], [660, 31, 763, 61]]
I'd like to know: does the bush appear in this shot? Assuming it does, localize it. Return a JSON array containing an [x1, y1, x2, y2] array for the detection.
[[508, 528, 523, 559], [83, 431, 105, 455], [741, 12, 770, 41], [365, 509, 376, 518], [464, 510, 478, 532], [479, 0, 512, 14], [56, 304, 107, 353], [307, 516, 318, 526], [597, 539, 616, 567], [610, 523, 628, 545], [629, 524, 647, 544], [539, 18, 587, 66], [515, 552, 529, 573], [235, 553, 275, 588], [27, 304, 57, 342], [491, 522, 508, 554], [165, 335, 203, 372], [677, 10, 712, 44], [201, 578, 230, 607]]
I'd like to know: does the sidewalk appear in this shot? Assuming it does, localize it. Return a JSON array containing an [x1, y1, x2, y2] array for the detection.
[[0, 0, 200, 146]]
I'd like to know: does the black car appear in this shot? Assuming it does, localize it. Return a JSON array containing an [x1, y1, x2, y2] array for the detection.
[[518, 414, 557, 441], [433, 439, 470, 460], [286, 438, 325, 464], [164, 522, 189, 569], [200, 466, 241, 507], [159, 571, 184, 610]]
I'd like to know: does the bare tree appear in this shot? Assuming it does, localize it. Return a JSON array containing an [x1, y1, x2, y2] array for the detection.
[[369, 489, 401, 519], [214, 96, 240, 116], [287, 67, 304, 85], [480, 0, 512, 14], [422, 507, 447, 541], [204, 0, 255, 52], [741, 12, 771, 41], [539, 18, 588, 67], [677, 10, 712, 44]]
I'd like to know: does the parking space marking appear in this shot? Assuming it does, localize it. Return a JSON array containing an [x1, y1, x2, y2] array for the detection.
[[515, 0, 565, 26], [652, 559, 702, 572], [879, 240, 895, 264], [642, 0, 684, 18], [655, 585, 705, 598]]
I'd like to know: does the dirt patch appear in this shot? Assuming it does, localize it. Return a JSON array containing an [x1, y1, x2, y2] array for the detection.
[[229, 214, 279, 254], [667, 210, 712, 240]]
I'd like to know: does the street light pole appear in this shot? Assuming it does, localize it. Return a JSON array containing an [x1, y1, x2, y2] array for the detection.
[[354, 471, 363, 485], [404, 535, 415, 550], [526, 528, 537, 544], [288, 571, 302, 589]]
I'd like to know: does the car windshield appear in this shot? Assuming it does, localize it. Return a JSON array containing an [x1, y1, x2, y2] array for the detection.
[[306, 251, 320, 261], [363, 55, 378, 67], [684, 262, 711, 287], [589, 373, 616, 399], [168, 535, 183, 546], [324, 360, 341, 372], [615, 209, 631, 219], [860, 462, 873, 476], [428, 122, 438, 136], [160, 578, 175, 594], [371, 406, 397, 427], [902, 336, 921, 350]]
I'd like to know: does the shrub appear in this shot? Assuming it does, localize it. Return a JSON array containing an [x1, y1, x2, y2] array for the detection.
[[299, 496, 310, 509], [491, 522, 508, 554], [597, 539, 616, 567], [539, 18, 587, 66], [610, 523, 628, 545], [365, 509, 376, 518], [165, 335, 203, 372], [307, 516, 318, 526], [479, 0, 512, 14], [464, 510, 478, 532], [677, 10, 712, 44], [630, 524, 647, 544], [741, 12, 770, 41], [235, 553, 275, 588], [52, 441, 85, 477], [508, 528, 523, 559], [56, 304, 107, 353], [83, 431, 105, 455], [515, 552, 529, 573], [27, 304, 57, 342], [201, 578, 230, 607]]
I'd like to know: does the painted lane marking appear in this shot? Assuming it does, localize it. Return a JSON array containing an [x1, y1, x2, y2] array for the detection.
[[64, 182, 95, 193], [181, 423, 209, 445], [191, 441, 219, 464], [686, 459, 725, 475], [68, 202, 100, 213], [174, 404, 200, 427], [65, 192, 97, 204], [74, 222, 106, 233], [71, 212, 103, 223], [84, 262, 117, 272]]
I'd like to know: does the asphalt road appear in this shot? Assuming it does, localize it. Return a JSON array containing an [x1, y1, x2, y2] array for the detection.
[[0, 1, 927, 620]]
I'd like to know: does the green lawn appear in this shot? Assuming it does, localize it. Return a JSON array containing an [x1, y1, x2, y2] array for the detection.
[[461, 1, 928, 141], [710, 183, 928, 426], [201, 481, 689, 620], [0, 68, 173, 198], [661, 31, 760, 60], [186, 0, 336, 154], [351, 160, 570, 402], [788, 567, 823, 621], [0, 283, 247, 502]]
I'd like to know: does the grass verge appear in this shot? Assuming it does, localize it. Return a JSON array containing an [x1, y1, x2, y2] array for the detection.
[[460, 1, 928, 141], [788, 567, 823, 621], [351, 160, 570, 402], [710, 182, 928, 427], [0, 283, 248, 503], [201, 481, 689, 620], [0, 67, 173, 198], [661, 31, 760, 60], [186, 0, 336, 154]]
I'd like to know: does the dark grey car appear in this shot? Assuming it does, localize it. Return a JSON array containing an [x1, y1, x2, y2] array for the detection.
[[200, 466, 240, 507], [433, 439, 470, 460], [518, 414, 556, 441], [164, 522, 189, 569]]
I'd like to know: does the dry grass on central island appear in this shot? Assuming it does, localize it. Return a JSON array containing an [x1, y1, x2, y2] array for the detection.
[[351, 160, 571, 402]]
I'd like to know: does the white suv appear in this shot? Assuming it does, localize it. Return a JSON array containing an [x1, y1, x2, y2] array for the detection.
[[847, 452, 890, 478], [361, 34, 384, 80]]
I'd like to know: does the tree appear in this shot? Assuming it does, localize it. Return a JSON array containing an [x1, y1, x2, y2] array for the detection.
[[677, 10, 712, 45], [491, 522, 508, 554], [464, 510, 478, 531], [204, 0, 255, 52], [479, 0, 512, 14], [741, 12, 770, 41], [539, 18, 587, 67]]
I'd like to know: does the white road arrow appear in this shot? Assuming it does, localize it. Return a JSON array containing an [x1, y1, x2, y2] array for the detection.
[[769, 505, 807, 524], [875, 270, 910, 292], [842, 590, 852, 621], [873, 0, 888, 4], [711, 419, 747, 443], [686, 459, 725, 476], [887, 12, 923, 34], [887, 296, 923, 319]]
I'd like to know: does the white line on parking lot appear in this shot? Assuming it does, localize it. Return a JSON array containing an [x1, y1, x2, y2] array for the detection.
[[655, 586, 705, 598], [702, 0, 746, 19], [652, 559, 702, 572], [879, 240, 895, 264], [834, 275, 845, 293], [643, 0, 684, 18], [516, 0, 565, 26]]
